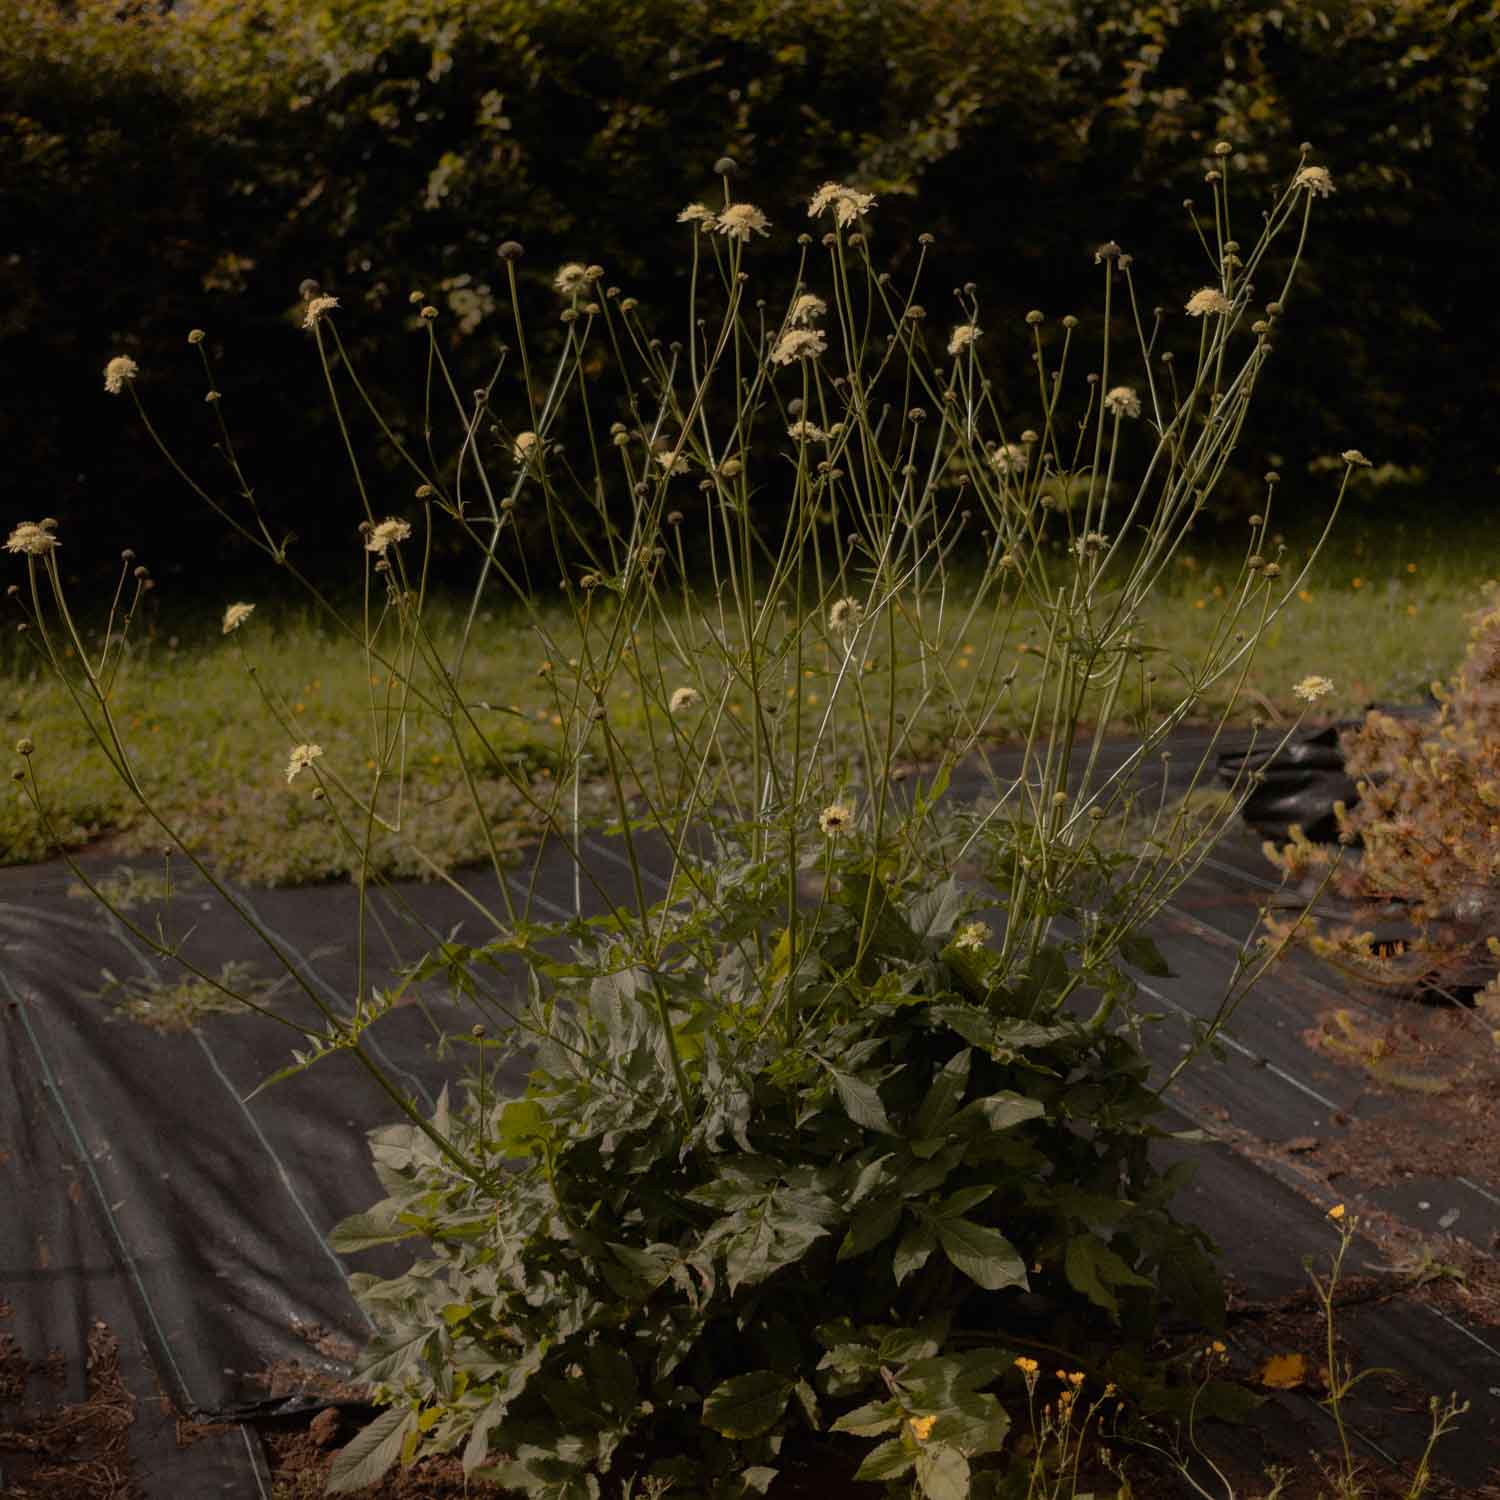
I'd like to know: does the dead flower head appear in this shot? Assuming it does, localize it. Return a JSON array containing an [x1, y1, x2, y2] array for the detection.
[[285, 743, 324, 783], [221, 602, 255, 634], [365, 518, 412, 556], [5, 520, 59, 557], [714, 203, 771, 243], [103, 356, 139, 394], [301, 296, 340, 331]]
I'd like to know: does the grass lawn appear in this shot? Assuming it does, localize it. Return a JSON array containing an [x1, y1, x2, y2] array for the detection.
[[2, 510, 1487, 886]]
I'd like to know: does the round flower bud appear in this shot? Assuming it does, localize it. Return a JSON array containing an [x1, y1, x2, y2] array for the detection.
[[408, 290, 425, 304], [298, 279, 321, 301], [714, 155, 738, 176], [918, 232, 935, 246], [1025, 309, 1044, 325], [16, 737, 33, 756], [1213, 141, 1232, 157], [420, 305, 438, 320], [188, 329, 205, 345], [1062, 315, 1078, 329], [497, 241, 525, 261]]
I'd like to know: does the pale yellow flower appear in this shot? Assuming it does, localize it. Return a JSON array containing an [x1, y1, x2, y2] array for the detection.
[[554, 263, 591, 295], [1103, 386, 1140, 419], [714, 203, 771, 243], [819, 801, 853, 836], [365, 518, 412, 556], [991, 442, 1028, 475], [828, 596, 864, 633], [1294, 166, 1336, 198], [677, 203, 714, 225], [789, 293, 827, 326], [285, 743, 324, 783], [770, 329, 826, 365], [947, 322, 981, 356], [103, 356, 139, 394], [5, 520, 59, 557], [1185, 287, 1233, 317], [954, 921, 990, 951], [221, 602, 255, 634], [669, 685, 701, 715], [1342, 449, 1372, 467], [301, 296, 339, 331], [807, 182, 876, 227], [514, 431, 541, 465], [1293, 675, 1334, 703], [788, 420, 827, 443]]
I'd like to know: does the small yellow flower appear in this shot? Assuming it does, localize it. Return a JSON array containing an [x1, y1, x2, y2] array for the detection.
[[1298, 589, 1313, 603], [819, 801, 853, 836], [285, 743, 323, 783], [221, 602, 255, 634], [1067, 1371, 1086, 1386], [1014, 1356, 1039, 1375], [954, 921, 990, 952], [1211, 1341, 1227, 1355], [908, 1414, 936, 1442], [1351, 576, 1364, 589], [1328, 1203, 1346, 1220]]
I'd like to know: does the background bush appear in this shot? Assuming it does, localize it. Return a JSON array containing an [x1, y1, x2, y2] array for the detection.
[[5, 0, 1496, 590]]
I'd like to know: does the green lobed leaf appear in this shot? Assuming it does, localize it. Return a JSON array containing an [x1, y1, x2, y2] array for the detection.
[[853, 1436, 916, 1482], [915, 1441, 970, 1500], [327, 1206, 421, 1252], [1119, 931, 1175, 977], [701, 1370, 793, 1439], [1064, 1234, 1154, 1319]]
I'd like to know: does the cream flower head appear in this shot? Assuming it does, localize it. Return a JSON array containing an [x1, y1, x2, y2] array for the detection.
[[677, 202, 714, 226], [301, 296, 339, 331], [1293, 675, 1334, 703], [669, 685, 701, 715], [1294, 166, 1335, 198], [954, 921, 990, 952], [807, 182, 876, 227], [365, 518, 412, 556], [221, 602, 255, 634], [947, 322, 981, 356], [818, 801, 853, 836], [5, 520, 59, 556], [827, 597, 864, 633], [1185, 287, 1233, 317], [789, 293, 827, 326], [554, 263, 591, 295], [103, 356, 139, 395], [770, 329, 827, 365], [1341, 449, 1372, 467], [788, 420, 827, 443], [513, 431, 541, 465], [991, 442, 1028, 476], [285, 743, 324, 783], [714, 203, 771, 243], [1103, 386, 1141, 419]]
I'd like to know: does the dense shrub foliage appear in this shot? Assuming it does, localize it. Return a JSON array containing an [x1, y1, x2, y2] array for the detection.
[[3, 0, 1495, 585]]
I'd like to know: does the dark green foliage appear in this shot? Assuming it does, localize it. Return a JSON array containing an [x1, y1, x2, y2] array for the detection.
[[327, 820, 1225, 1493], [4, 0, 1495, 589]]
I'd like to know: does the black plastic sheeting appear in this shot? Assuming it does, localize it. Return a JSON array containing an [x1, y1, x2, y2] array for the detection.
[[1218, 701, 1437, 843]]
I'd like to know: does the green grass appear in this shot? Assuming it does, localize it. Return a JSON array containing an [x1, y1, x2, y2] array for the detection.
[[3, 513, 1490, 886]]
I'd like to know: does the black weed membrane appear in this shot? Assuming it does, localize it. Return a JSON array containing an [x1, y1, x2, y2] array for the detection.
[[5, 721, 1499, 1495]]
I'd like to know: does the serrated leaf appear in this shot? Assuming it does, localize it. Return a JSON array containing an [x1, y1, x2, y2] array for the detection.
[[894, 1220, 937, 1285], [915, 1441, 970, 1500], [908, 876, 965, 939], [327, 1207, 420, 1252], [935, 1217, 1029, 1291], [853, 1436, 915, 1482], [496, 1098, 549, 1157], [326, 1407, 417, 1494], [831, 1397, 903, 1437], [951, 1091, 1046, 1134], [839, 1192, 902, 1261], [914, 1048, 971, 1138], [702, 1370, 793, 1438], [826, 1065, 892, 1132]]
